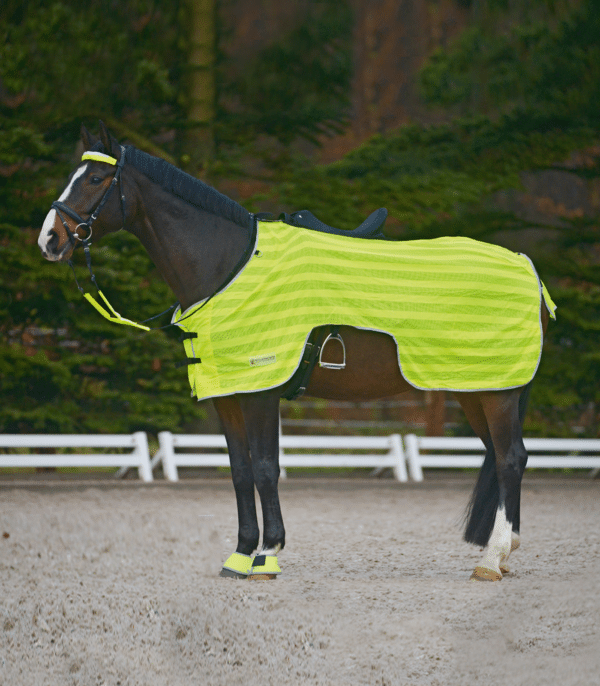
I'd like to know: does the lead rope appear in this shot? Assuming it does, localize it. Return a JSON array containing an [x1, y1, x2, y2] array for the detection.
[[67, 240, 178, 332]]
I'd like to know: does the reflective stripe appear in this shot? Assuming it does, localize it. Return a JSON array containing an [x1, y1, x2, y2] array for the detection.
[[176, 221, 557, 399], [81, 151, 117, 166]]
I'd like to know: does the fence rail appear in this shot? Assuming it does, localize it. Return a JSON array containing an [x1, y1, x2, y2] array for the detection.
[[0, 433, 153, 482], [2, 432, 599, 482], [152, 431, 408, 482], [404, 435, 600, 482]]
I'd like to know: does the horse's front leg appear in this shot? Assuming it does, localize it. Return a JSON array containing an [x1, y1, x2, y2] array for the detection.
[[238, 389, 285, 579], [213, 395, 260, 578]]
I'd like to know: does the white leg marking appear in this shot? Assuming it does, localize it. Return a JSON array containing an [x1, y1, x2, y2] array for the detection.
[[499, 531, 521, 574], [39, 165, 88, 257], [478, 506, 512, 575], [260, 546, 281, 556]]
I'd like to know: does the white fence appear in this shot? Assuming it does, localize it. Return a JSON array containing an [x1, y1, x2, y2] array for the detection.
[[0, 433, 153, 482], [2, 432, 599, 483], [152, 431, 408, 482], [404, 435, 600, 482]]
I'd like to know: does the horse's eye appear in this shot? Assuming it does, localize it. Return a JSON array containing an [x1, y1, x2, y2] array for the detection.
[[90, 176, 103, 185]]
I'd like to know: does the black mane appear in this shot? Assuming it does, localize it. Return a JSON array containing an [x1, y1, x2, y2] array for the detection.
[[127, 147, 253, 230], [92, 142, 253, 230]]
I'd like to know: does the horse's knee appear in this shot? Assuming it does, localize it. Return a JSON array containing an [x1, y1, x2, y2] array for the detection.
[[252, 456, 280, 493], [500, 440, 528, 482], [231, 461, 253, 490]]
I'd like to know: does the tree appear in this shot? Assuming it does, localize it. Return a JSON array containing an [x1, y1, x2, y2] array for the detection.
[[0, 1, 196, 435], [181, 0, 217, 171]]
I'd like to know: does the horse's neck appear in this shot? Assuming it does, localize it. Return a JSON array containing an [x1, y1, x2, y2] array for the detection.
[[128, 176, 250, 310]]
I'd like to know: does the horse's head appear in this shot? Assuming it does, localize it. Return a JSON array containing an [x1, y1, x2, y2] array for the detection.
[[38, 122, 127, 262]]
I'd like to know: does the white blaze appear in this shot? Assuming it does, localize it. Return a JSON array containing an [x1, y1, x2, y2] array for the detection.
[[38, 164, 88, 257]]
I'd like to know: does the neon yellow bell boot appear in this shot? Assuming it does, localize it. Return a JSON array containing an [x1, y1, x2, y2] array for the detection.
[[248, 554, 281, 580], [220, 552, 253, 579]]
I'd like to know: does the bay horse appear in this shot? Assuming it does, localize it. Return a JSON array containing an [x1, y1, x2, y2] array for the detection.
[[38, 123, 553, 581]]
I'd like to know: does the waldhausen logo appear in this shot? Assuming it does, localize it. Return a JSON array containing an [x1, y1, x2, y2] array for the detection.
[[249, 353, 276, 367]]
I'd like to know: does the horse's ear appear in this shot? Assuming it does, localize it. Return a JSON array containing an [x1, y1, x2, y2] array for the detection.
[[98, 120, 121, 160], [80, 124, 97, 150]]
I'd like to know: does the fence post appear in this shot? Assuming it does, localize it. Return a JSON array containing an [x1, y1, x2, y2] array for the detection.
[[158, 431, 179, 482], [132, 431, 153, 482], [404, 434, 424, 482], [389, 434, 408, 482]]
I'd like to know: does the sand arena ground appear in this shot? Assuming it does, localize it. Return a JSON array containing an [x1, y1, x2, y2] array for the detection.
[[1, 474, 599, 686]]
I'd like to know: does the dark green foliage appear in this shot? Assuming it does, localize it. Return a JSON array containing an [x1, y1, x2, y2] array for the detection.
[[1, 0, 181, 135], [420, 0, 600, 124], [217, 0, 352, 145], [263, 115, 596, 235], [1, 0, 598, 439], [0, 224, 200, 434], [256, 105, 600, 437]]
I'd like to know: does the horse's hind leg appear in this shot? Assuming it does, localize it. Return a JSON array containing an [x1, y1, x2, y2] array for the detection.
[[214, 395, 260, 577], [470, 388, 528, 581]]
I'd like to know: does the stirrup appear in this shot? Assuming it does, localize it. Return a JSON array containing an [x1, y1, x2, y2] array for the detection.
[[319, 332, 346, 370]]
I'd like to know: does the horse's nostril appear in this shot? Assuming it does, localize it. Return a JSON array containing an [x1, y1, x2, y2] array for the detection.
[[48, 230, 59, 250]]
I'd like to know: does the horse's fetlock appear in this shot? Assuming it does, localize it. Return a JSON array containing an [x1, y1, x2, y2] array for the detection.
[[238, 527, 259, 555], [263, 527, 285, 552]]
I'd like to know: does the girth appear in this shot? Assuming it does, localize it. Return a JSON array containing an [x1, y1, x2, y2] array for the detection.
[[282, 325, 345, 400]]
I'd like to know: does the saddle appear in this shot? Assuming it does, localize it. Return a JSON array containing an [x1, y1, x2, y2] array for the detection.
[[258, 208, 388, 240]]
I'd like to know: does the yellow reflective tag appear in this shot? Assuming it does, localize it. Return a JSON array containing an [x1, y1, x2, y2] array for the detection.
[[83, 292, 151, 331]]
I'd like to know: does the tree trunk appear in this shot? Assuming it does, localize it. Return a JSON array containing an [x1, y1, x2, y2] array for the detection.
[[184, 0, 216, 171]]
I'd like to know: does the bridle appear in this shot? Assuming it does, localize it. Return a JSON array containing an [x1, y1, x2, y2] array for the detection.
[[48, 146, 163, 330], [52, 147, 127, 291], [50, 146, 257, 332], [52, 148, 127, 249]]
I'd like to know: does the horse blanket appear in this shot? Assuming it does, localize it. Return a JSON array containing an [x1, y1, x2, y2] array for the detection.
[[174, 220, 556, 400]]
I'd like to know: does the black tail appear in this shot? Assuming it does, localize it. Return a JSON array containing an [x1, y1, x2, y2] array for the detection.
[[463, 444, 499, 546], [463, 382, 532, 546]]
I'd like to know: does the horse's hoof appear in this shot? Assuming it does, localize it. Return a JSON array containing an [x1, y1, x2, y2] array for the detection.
[[499, 562, 510, 575], [219, 567, 248, 579], [248, 573, 277, 581], [470, 565, 503, 582]]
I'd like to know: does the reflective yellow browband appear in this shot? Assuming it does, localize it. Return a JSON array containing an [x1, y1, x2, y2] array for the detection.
[[81, 151, 118, 165]]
